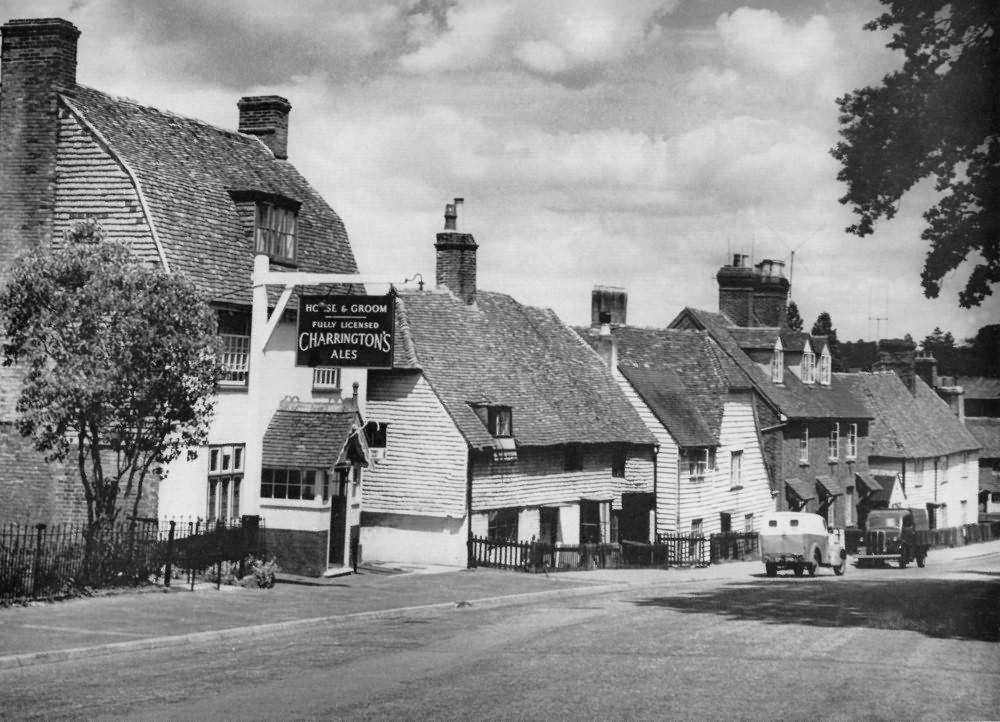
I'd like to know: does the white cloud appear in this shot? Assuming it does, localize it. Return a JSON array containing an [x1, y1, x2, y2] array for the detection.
[[716, 8, 835, 78], [400, 0, 677, 81]]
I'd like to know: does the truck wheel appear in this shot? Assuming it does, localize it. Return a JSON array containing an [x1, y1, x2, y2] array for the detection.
[[765, 562, 777, 577], [898, 553, 908, 569], [793, 564, 804, 577], [916, 553, 926, 568]]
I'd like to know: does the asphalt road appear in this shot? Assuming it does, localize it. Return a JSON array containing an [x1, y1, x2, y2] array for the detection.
[[3, 552, 998, 722]]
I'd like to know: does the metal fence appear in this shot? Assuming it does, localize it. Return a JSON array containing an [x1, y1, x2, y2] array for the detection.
[[0, 516, 264, 603]]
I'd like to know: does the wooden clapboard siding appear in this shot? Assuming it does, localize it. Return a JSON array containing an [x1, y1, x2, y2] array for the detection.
[[54, 106, 160, 264], [363, 372, 468, 517], [470, 444, 653, 512]]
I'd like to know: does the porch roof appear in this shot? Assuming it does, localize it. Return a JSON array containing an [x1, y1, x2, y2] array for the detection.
[[816, 474, 844, 497], [262, 408, 362, 468], [785, 477, 816, 502]]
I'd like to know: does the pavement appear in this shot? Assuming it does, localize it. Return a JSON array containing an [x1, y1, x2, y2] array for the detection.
[[1, 540, 997, 671]]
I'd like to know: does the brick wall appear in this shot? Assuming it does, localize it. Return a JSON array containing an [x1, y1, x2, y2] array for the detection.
[[263, 527, 328, 577]]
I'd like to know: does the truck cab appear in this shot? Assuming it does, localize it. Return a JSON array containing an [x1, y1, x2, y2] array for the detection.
[[856, 508, 930, 568], [759, 512, 847, 577]]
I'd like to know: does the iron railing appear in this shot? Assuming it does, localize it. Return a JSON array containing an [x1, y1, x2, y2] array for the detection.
[[0, 516, 264, 603]]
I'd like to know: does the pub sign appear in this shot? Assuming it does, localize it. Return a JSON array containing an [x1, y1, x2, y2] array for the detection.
[[296, 294, 395, 368]]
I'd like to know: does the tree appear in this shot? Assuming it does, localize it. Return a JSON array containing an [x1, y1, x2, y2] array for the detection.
[[0, 221, 223, 536], [811, 312, 842, 369], [785, 301, 804, 332], [831, 0, 999, 308], [966, 323, 1000, 376]]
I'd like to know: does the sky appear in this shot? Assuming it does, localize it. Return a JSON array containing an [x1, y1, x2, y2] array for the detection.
[[2, 0, 997, 344]]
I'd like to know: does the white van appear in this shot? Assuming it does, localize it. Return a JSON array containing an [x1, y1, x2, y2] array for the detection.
[[759, 512, 847, 577]]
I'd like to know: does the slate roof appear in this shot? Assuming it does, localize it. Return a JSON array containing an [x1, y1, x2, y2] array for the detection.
[[670, 308, 870, 420], [842, 371, 981, 459], [575, 326, 752, 448], [785, 477, 816, 502], [869, 475, 897, 504], [261, 409, 359, 468], [966, 418, 1000, 458], [386, 289, 657, 450], [61, 85, 358, 304]]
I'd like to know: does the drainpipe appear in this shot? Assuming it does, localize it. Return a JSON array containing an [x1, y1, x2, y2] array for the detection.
[[652, 444, 659, 542], [465, 448, 474, 569]]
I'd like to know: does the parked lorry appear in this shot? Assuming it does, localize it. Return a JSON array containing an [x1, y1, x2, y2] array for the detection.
[[856, 507, 930, 568], [759, 512, 847, 577]]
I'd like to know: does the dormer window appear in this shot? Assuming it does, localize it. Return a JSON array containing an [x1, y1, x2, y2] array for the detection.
[[801, 341, 815, 384], [770, 339, 784, 384], [818, 347, 832, 385], [488, 406, 512, 437], [255, 203, 297, 264]]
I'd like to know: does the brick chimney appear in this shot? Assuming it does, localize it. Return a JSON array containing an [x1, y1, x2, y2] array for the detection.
[[435, 198, 478, 305], [591, 286, 627, 327], [0, 18, 80, 285], [716, 254, 789, 327], [238, 95, 291, 160], [875, 338, 917, 393]]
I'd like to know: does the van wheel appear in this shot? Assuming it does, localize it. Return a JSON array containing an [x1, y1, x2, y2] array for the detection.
[[807, 550, 820, 576], [765, 563, 777, 577], [793, 564, 804, 577], [833, 558, 846, 576]]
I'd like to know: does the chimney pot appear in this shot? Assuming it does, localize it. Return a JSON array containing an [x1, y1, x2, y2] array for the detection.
[[436, 198, 478, 304]]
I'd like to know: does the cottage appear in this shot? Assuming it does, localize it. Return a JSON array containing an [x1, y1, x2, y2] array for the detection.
[[577, 289, 773, 538], [0, 18, 370, 575], [842, 366, 980, 529], [361, 202, 658, 567], [670, 254, 873, 530]]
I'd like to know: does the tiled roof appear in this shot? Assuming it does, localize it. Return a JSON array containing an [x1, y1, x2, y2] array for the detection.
[[389, 290, 657, 450], [966, 418, 1000, 458], [870, 475, 897, 504], [816, 474, 844, 497], [62, 85, 358, 304], [842, 371, 981, 458], [785, 477, 816, 501], [728, 327, 827, 353], [854, 471, 883, 493], [671, 308, 870, 420], [575, 326, 752, 448], [262, 409, 357, 468]]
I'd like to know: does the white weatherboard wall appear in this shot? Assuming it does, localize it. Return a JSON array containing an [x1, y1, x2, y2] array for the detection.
[[362, 372, 470, 566], [870, 452, 980, 527], [470, 446, 654, 513]]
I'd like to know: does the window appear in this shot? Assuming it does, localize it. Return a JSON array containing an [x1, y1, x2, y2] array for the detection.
[[488, 406, 512, 437], [799, 426, 810, 464], [564, 444, 583, 472], [364, 421, 388, 462], [801, 344, 815, 384], [846, 423, 858, 459], [312, 367, 340, 391], [487, 508, 518, 542], [730, 450, 743, 490], [828, 423, 840, 461], [255, 203, 297, 263], [688, 449, 710, 483], [819, 349, 832, 385], [744, 513, 754, 533], [218, 311, 250, 387], [770, 340, 784, 384], [207, 444, 244, 522], [261, 467, 321, 501], [612, 446, 626, 478]]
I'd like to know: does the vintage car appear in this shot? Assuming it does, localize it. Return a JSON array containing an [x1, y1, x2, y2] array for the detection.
[[855, 508, 930, 568], [759, 512, 847, 577]]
